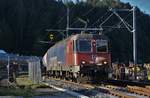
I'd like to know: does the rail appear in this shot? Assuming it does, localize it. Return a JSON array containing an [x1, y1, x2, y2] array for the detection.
[[45, 78, 150, 98], [97, 86, 136, 98], [60, 79, 95, 89], [44, 82, 89, 98], [145, 86, 150, 89], [127, 86, 150, 96]]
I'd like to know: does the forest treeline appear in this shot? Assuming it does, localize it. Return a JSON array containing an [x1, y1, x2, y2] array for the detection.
[[0, 0, 150, 63]]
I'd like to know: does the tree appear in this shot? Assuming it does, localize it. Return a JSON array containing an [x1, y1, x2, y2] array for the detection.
[[0, 0, 150, 63]]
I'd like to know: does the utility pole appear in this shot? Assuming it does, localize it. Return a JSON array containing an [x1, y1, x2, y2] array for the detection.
[[66, 6, 69, 37], [100, 7, 137, 80], [7, 56, 10, 82], [102, 7, 137, 64], [133, 6, 137, 64], [132, 6, 137, 80], [46, 2, 69, 40]]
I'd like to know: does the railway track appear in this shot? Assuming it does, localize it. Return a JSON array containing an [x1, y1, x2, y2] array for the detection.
[[44, 78, 115, 98], [102, 85, 149, 98], [146, 86, 150, 89], [43, 78, 150, 98], [127, 86, 150, 97]]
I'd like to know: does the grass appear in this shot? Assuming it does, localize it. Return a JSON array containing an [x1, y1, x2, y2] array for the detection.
[[0, 75, 50, 97], [0, 87, 53, 97], [16, 76, 33, 86], [16, 76, 49, 89], [0, 87, 34, 97]]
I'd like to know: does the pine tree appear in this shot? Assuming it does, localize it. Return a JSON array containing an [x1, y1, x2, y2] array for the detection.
[[76, 0, 80, 3], [86, 0, 120, 7]]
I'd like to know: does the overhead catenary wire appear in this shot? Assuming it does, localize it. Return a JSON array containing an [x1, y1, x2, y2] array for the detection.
[[83, 7, 95, 17], [70, 4, 96, 27], [115, 12, 132, 28], [122, 12, 143, 27], [91, 10, 132, 29], [95, 7, 138, 67], [112, 11, 132, 32], [90, 10, 110, 27], [48, 2, 143, 37], [51, 3, 77, 29], [99, 13, 114, 27], [52, 15, 67, 29], [108, 8, 142, 32], [96, 9, 135, 32], [103, 12, 133, 32], [68, 7, 133, 33], [46, 3, 77, 38], [49, 1, 102, 32]]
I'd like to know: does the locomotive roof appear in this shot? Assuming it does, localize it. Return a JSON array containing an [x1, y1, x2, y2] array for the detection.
[[71, 34, 108, 40], [54, 34, 108, 45], [52, 34, 108, 46], [47, 34, 108, 49]]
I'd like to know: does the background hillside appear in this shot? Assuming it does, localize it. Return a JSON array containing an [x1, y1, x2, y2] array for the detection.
[[0, 0, 150, 63]]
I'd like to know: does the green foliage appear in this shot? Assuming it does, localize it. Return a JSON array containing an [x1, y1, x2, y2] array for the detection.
[[87, 0, 120, 7], [0, 87, 34, 97], [0, 0, 150, 63]]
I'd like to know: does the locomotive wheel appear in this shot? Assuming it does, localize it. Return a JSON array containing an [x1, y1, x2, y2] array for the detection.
[[74, 73, 91, 83]]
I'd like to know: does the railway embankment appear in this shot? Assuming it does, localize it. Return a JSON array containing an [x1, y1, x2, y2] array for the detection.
[[0, 76, 75, 98]]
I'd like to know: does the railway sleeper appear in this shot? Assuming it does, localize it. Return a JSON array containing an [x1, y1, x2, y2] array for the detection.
[[129, 90, 150, 96], [127, 86, 150, 97], [107, 88, 136, 98], [127, 86, 150, 94], [106, 85, 118, 90], [109, 91, 136, 98], [145, 86, 150, 90], [97, 87, 135, 98], [105, 85, 127, 92]]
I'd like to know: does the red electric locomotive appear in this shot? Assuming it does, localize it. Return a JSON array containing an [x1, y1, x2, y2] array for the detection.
[[43, 33, 111, 82]]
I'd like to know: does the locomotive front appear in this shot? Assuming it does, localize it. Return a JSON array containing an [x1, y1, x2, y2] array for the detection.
[[72, 34, 111, 82]]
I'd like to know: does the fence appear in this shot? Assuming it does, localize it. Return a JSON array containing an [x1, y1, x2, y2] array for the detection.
[[28, 57, 41, 84]]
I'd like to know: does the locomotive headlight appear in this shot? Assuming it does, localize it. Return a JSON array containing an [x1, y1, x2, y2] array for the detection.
[[103, 61, 107, 65], [81, 61, 86, 64]]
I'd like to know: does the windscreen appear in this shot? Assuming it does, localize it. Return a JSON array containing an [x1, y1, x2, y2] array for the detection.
[[78, 40, 91, 52], [96, 40, 108, 52]]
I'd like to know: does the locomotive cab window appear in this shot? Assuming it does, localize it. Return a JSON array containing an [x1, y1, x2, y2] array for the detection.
[[78, 40, 91, 52], [96, 40, 108, 52]]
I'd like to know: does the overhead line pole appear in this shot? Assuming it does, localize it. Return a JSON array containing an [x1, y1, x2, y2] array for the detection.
[[111, 7, 137, 80], [132, 6, 137, 80], [7, 55, 10, 83], [102, 7, 137, 65], [133, 6, 137, 64], [66, 5, 69, 37]]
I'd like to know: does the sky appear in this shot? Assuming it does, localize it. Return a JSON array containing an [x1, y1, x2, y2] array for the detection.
[[120, 0, 150, 14]]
